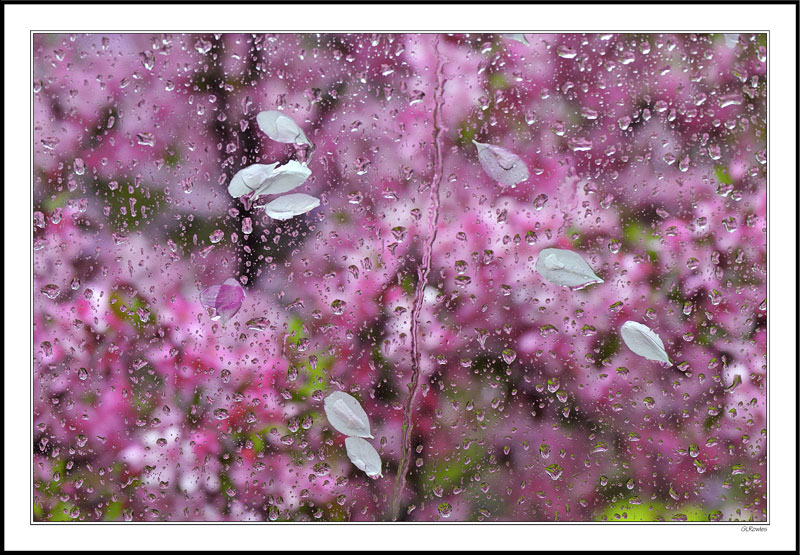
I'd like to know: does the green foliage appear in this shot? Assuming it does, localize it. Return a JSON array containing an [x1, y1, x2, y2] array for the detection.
[[715, 165, 733, 185], [102, 181, 166, 232], [598, 498, 710, 522], [47, 501, 78, 522], [108, 289, 156, 331], [104, 501, 123, 521]]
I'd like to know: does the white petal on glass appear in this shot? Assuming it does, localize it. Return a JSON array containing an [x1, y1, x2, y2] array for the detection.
[[228, 163, 279, 198], [323, 391, 372, 438], [620, 321, 672, 364], [256, 110, 311, 146], [502, 34, 529, 46], [344, 437, 383, 478], [262, 193, 320, 220], [535, 248, 604, 289], [723, 34, 740, 49], [473, 140, 529, 187], [252, 160, 312, 199]]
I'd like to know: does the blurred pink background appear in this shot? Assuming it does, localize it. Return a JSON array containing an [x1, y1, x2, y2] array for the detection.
[[33, 32, 766, 521]]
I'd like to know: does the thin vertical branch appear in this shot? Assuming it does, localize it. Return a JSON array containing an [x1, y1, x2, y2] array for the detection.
[[390, 35, 446, 521]]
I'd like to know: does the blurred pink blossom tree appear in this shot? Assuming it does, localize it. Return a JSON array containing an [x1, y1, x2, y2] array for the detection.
[[34, 32, 766, 522]]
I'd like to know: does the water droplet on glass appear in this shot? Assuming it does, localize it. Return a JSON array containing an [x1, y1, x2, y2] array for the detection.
[[331, 299, 347, 315], [139, 50, 155, 71], [568, 137, 593, 152], [533, 194, 548, 210], [391, 226, 407, 242], [722, 217, 738, 233], [194, 38, 212, 54], [718, 93, 743, 108], [539, 324, 558, 337], [136, 133, 155, 147], [545, 463, 563, 480], [213, 408, 229, 420], [73, 158, 85, 175], [41, 284, 60, 299], [41, 137, 60, 150], [501, 348, 516, 364], [246, 317, 269, 331], [353, 157, 370, 175], [209, 230, 224, 244], [556, 45, 577, 59]]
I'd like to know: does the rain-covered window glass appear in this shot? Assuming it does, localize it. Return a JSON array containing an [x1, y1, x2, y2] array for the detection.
[[33, 33, 766, 522]]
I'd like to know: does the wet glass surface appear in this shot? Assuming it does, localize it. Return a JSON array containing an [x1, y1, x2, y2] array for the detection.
[[33, 33, 766, 522]]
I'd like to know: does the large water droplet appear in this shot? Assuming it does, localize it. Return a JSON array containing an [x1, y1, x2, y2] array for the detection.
[[136, 133, 155, 147], [41, 284, 60, 299], [213, 408, 229, 420], [545, 463, 563, 480], [73, 158, 85, 175], [209, 230, 225, 244], [557, 45, 577, 59], [331, 299, 347, 315]]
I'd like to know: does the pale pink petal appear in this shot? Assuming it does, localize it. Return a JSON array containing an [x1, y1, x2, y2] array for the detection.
[[199, 285, 222, 308], [200, 280, 245, 323]]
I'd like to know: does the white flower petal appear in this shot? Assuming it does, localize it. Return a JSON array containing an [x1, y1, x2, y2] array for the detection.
[[620, 321, 672, 364], [535, 248, 604, 289], [473, 140, 529, 187], [253, 160, 311, 198], [344, 437, 383, 478], [503, 34, 529, 46], [723, 34, 739, 49], [323, 391, 372, 438], [256, 110, 310, 146], [263, 193, 320, 220], [228, 163, 279, 198]]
